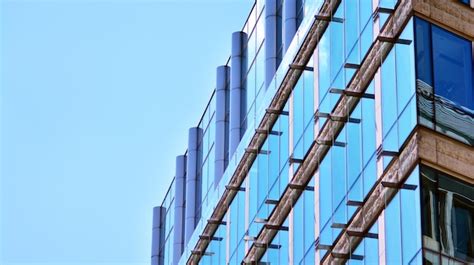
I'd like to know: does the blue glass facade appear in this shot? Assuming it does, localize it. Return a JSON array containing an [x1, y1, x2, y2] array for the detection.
[[152, 1, 474, 265]]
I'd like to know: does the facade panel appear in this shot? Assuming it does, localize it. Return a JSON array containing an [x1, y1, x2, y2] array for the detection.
[[151, 1, 474, 264]]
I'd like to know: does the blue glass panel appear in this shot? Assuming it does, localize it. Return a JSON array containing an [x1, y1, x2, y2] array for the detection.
[[293, 78, 305, 159], [432, 25, 474, 110], [364, 223, 379, 264], [385, 192, 402, 264], [246, 64, 256, 116], [294, 197, 304, 264], [414, 18, 433, 87], [319, 33, 331, 100], [345, 0, 359, 64], [396, 19, 416, 113], [398, 96, 417, 147], [279, 105, 289, 170], [303, 70, 314, 153], [363, 157, 376, 199], [360, 1, 373, 60], [319, 155, 332, 234], [258, 140, 269, 209], [347, 104, 362, 202], [304, 185, 315, 254], [332, 141, 346, 225], [330, 10, 344, 85], [401, 167, 422, 264], [382, 50, 398, 138], [361, 89, 376, 167]]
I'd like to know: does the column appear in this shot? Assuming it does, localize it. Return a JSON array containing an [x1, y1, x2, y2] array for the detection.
[[151, 206, 166, 265], [184, 127, 203, 245], [172, 155, 186, 265], [229, 31, 248, 159], [214, 65, 231, 187]]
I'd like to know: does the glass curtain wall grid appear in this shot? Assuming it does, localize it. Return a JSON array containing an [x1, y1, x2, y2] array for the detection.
[[155, 179, 175, 265], [152, 0, 474, 264]]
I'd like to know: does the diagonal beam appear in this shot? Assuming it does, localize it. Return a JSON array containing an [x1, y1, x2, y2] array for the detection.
[[323, 126, 474, 264], [243, 0, 415, 263], [186, 0, 342, 263]]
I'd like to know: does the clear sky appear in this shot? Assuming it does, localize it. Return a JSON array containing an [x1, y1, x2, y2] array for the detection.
[[1, 0, 253, 264]]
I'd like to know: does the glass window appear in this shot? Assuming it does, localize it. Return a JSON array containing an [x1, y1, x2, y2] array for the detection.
[[432, 25, 474, 110], [414, 17, 474, 145], [421, 165, 474, 264]]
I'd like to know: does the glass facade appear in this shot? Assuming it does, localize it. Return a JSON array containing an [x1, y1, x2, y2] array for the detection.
[[421, 166, 474, 264], [414, 17, 474, 146], [152, 1, 474, 265], [159, 180, 175, 265]]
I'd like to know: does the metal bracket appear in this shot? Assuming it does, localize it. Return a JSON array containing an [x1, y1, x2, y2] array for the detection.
[[199, 235, 224, 241], [266, 108, 289, 116], [289, 157, 304, 164], [329, 88, 375, 99], [346, 230, 379, 239], [316, 139, 346, 147], [377, 36, 412, 45], [264, 199, 279, 205], [315, 15, 344, 23], [316, 244, 332, 250], [289, 63, 314, 71], [331, 223, 347, 229], [208, 219, 226, 225], [332, 252, 364, 260], [347, 200, 364, 207], [381, 181, 417, 190], [255, 128, 283, 136], [254, 218, 268, 224], [264, 224, 289, 231], [288, 183, 315, 191], [376, 145, 399, 159], [245, 148, 270, 155], [253, 242, 281, 249], [225, 185, 245, 192], [344, 63, 360, 69], [191, 250, 214, 256], [314, 111, 361, 123]]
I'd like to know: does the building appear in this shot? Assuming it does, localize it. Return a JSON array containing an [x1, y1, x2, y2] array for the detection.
[[151, 0, 474, 264]]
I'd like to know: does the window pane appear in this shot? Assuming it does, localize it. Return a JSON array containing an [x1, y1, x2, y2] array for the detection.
[[432, 25, 474, 110]]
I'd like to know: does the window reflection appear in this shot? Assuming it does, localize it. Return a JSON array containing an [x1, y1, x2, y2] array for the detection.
[[421, 165, 474, 264], [414, 17, 474, 146]]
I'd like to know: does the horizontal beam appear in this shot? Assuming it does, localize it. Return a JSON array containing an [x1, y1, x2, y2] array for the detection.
[[347, 200, 364, 207], [225, 185, 245, 192], [288, 183, 315, 191], [344, 63, 360, 69], [315, 15, 344, 23], [265, 108, 289, 116], [377, 36, 412, 45], [381, 181, 418, 190], [207, 219, 226, 225], [255, 128, 283, 136], [289, 63, 314, 71], [329, 88, 375, 99], [264, 224, 289, 231]]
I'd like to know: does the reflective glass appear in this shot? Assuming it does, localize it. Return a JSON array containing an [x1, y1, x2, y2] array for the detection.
[[432, 25, 474, 110]]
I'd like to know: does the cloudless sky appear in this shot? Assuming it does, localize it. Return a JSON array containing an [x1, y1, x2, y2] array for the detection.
[[1, 0, 253, 264]]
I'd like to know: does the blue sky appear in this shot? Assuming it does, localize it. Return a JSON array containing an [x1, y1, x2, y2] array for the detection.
[[1, 0, 253, 264]]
